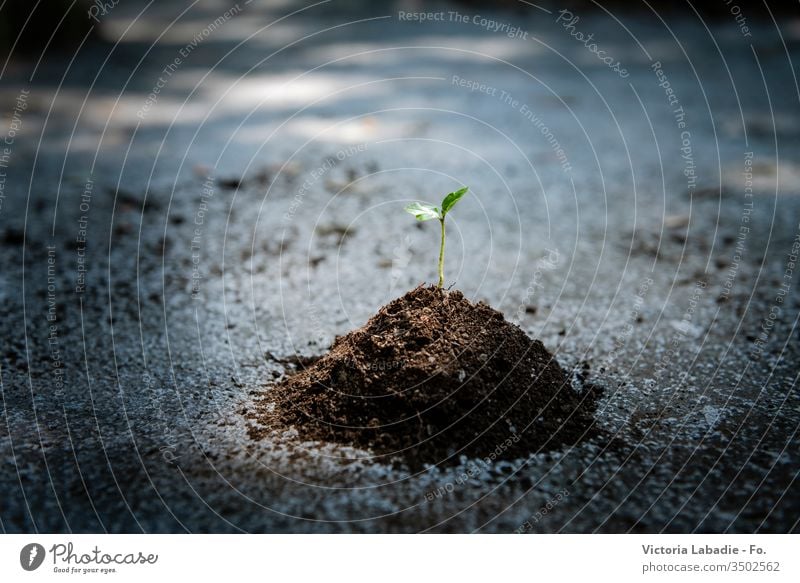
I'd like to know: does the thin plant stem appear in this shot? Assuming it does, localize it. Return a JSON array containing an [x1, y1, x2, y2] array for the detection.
[[438, 217, 446, 288]]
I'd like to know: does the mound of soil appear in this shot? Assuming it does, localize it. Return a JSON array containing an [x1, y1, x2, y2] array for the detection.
[[253, 286, 601, 466]]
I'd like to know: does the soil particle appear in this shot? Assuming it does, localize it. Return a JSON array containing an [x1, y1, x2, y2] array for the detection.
[[252, 285, 601, 466], [217, 177, 242, 190]]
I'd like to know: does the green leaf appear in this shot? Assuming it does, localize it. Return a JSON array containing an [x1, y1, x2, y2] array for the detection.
[[440, 186, 469, 215], [404, 201, 441, 221]]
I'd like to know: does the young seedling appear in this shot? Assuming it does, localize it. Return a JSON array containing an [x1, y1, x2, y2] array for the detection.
[[404, 186, 469, 288]]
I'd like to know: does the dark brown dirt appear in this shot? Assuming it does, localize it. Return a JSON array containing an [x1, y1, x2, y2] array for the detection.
[[251, 285, 602, 466]]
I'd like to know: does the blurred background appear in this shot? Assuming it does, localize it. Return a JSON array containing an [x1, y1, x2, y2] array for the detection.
[[1, 0, 799, 533]]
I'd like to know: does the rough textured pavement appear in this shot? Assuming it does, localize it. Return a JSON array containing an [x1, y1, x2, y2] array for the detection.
[[1, 0, 799, 533]]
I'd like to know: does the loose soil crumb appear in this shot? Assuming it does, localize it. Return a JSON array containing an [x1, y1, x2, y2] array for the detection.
[[252, 286, 601, 466]]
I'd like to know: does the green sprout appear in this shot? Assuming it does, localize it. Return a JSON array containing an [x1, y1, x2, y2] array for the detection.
[[404, 186, 469, 288]]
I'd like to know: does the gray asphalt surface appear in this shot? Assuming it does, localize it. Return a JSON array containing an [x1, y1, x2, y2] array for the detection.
[[1, 0, 799, 533]]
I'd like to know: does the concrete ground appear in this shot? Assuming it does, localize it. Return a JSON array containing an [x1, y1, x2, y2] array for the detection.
[[1, 0, 798, 533]]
